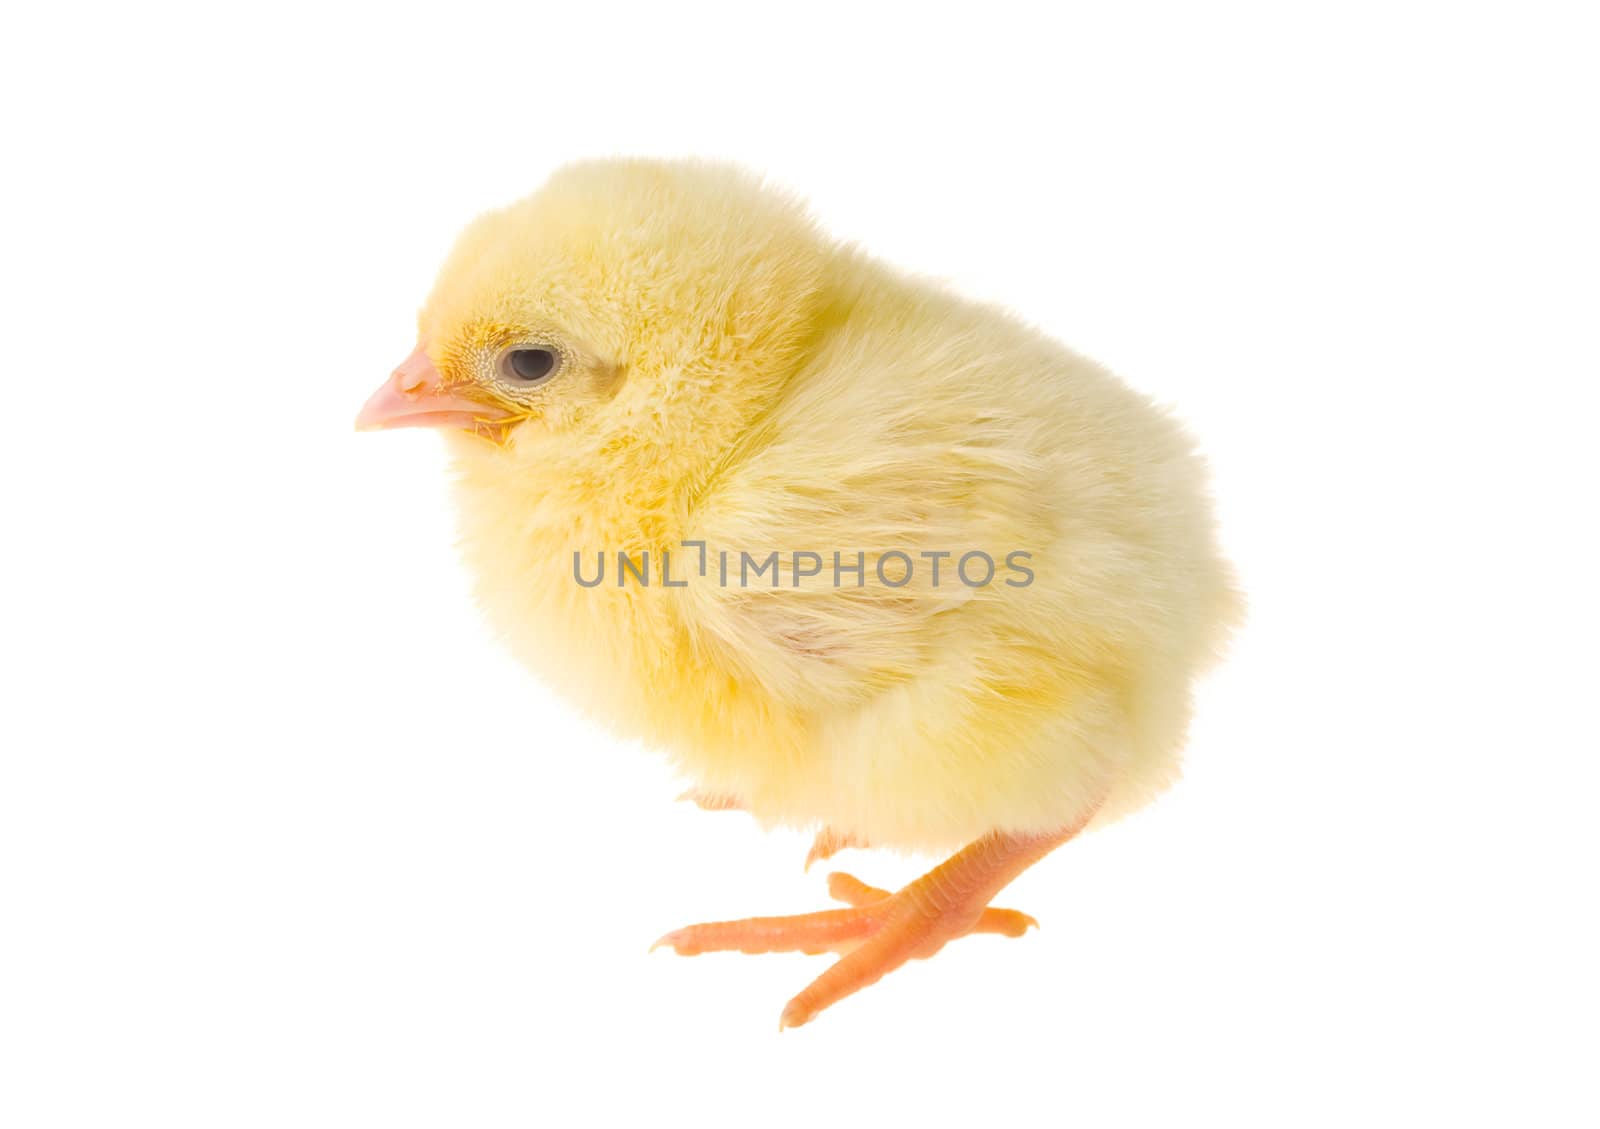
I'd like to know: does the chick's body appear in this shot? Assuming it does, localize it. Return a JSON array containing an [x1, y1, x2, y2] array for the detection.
[[436, 162, 1238, 856]]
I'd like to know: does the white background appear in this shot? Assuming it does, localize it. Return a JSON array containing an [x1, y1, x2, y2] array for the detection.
[[3, 3, 1596, 1126]]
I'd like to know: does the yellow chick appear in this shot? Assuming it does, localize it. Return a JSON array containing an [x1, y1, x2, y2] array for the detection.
[[357, 159, 1240, 1028]]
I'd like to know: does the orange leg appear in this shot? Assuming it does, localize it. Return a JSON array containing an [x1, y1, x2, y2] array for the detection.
[[677, 789, 744, 812], [653, 819, 1089, 1029], [803, 827, 865, 871]]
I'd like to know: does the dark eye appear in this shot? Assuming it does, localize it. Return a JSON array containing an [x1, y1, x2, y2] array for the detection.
[[501, 347, 560, 384]]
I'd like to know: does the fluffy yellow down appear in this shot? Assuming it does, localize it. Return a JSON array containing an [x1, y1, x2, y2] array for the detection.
[[427, 159, 1240, 853]]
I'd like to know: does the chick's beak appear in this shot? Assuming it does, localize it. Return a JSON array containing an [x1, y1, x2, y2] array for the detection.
[[356, 344, 503, 432]]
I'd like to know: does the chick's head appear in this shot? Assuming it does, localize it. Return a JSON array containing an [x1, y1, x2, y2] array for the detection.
[[357, 160, 827, 463]]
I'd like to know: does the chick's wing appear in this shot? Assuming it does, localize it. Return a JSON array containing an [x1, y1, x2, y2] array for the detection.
[[678, 382, 1045, 710]]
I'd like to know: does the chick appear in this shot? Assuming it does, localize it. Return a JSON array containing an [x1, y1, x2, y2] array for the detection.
[[358, 160, 1239, 1028]]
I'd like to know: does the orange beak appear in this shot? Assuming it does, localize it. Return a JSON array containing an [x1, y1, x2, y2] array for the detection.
[[355, 343, 506, 432]]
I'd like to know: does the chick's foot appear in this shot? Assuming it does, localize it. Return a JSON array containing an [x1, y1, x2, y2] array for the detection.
[[652, 823, 1089, 1028], [651, 872, 1033, 958]]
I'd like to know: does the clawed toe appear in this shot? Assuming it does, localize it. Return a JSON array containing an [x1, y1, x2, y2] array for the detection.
[[652, 902, 886, 956]]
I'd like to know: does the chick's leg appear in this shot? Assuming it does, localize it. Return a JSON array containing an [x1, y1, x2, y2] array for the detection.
[[803, 827, 864, 871], [676, 789, 744, 812], [653, 819, 1089, 1029]]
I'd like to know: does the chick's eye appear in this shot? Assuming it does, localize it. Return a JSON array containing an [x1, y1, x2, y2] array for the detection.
[[501, 347, 559, 385]]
